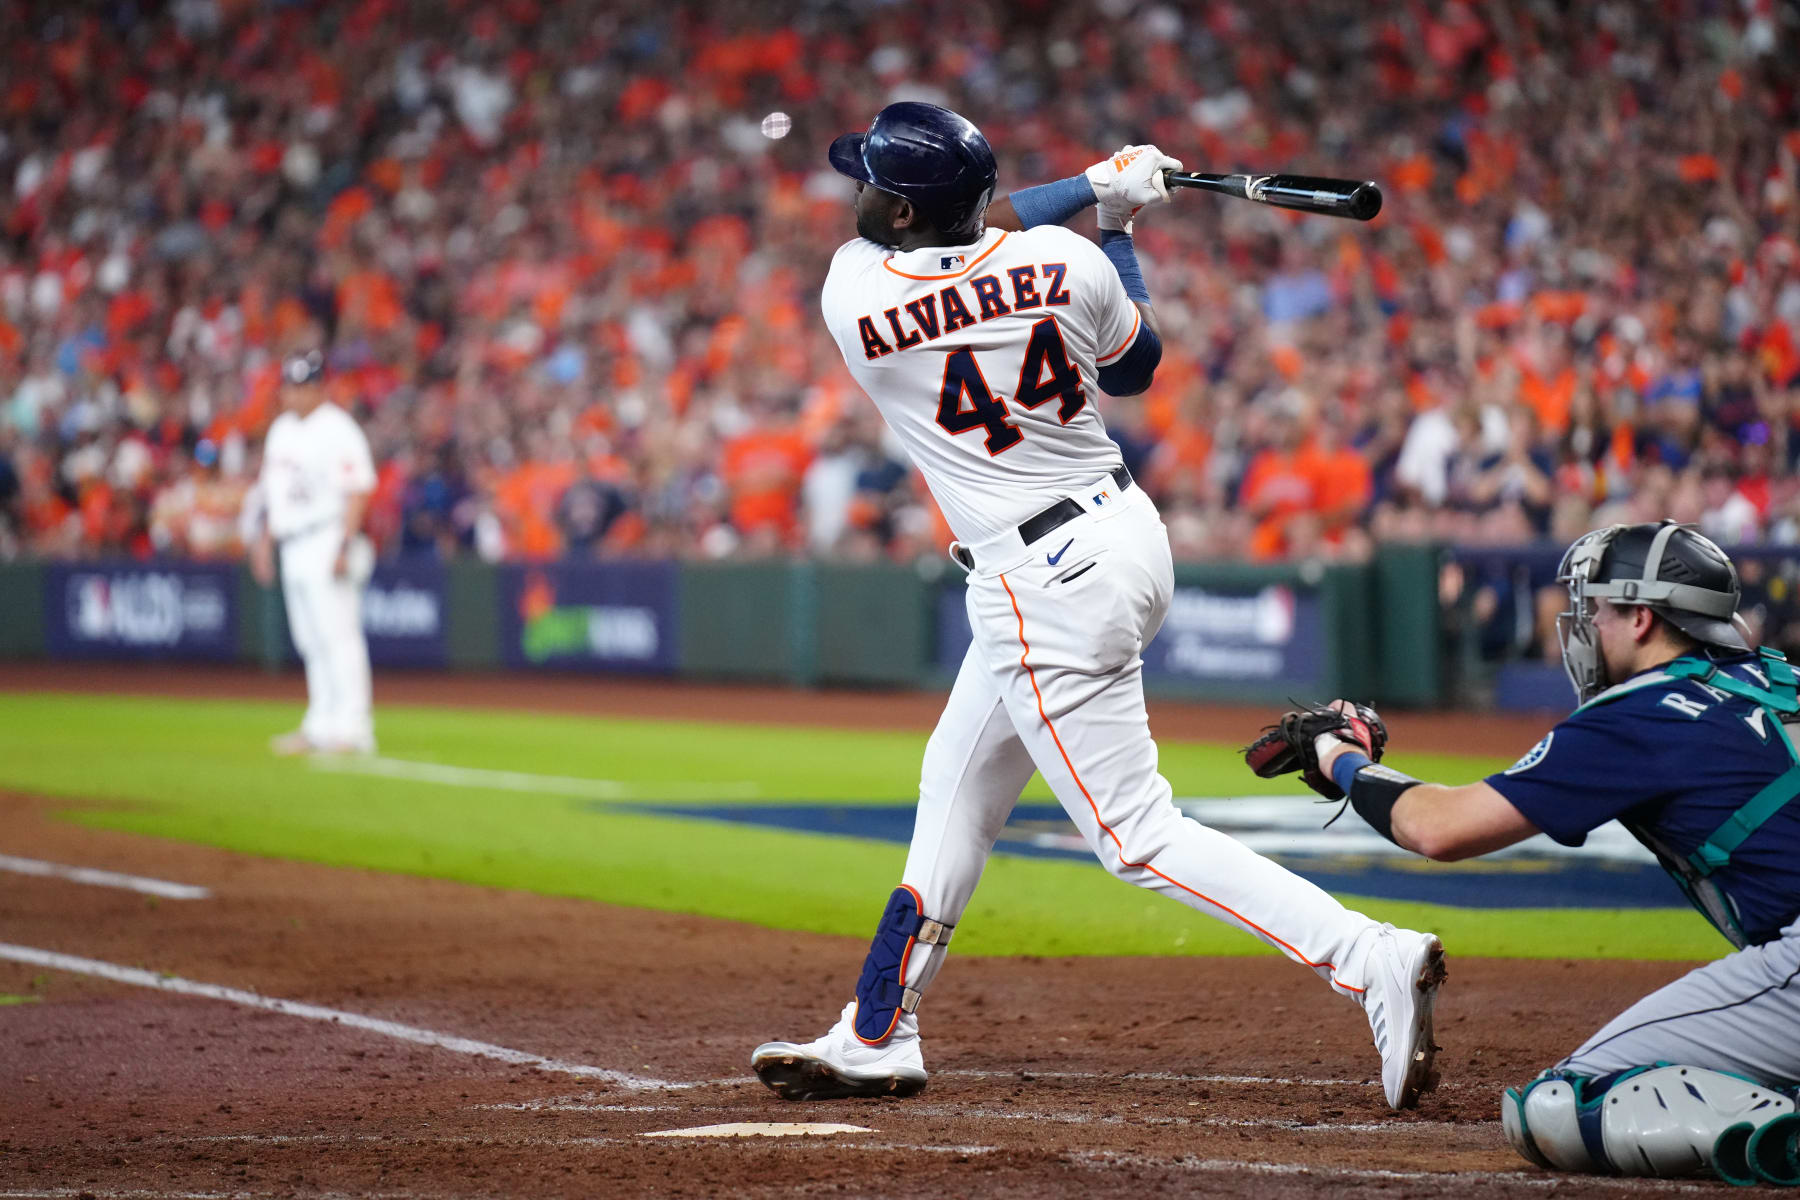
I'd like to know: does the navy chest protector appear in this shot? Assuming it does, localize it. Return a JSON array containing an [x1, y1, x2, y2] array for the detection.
[[1575, 648, 1800, 948]]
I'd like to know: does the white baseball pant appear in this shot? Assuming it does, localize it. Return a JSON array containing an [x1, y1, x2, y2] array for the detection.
[[898, 478, 1386, 1007], [280, 528, 375, 752]]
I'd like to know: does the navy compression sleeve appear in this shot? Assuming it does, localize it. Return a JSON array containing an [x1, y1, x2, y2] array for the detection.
[[1007, 175, 1097, 229], [1095, 230, 1158, 394], [1099, 229, 1149, 302]]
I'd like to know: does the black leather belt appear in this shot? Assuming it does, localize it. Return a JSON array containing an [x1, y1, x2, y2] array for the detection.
[[1018, 465, 1133, 546]]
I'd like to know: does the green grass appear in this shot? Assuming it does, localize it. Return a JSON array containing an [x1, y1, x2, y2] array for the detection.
[[0, 691, 1719, 961]]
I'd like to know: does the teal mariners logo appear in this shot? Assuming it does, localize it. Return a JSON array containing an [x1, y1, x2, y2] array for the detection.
[[1504, 732, 1554, 775]]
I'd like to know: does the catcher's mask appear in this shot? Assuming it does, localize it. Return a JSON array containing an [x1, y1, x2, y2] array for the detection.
[[1556, 520, 1748, 704]]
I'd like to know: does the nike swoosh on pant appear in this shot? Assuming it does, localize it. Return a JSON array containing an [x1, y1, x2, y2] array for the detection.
[[1046, 539, 1073, 566]]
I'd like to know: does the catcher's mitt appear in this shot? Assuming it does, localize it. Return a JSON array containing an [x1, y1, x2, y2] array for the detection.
[[1243, 702, 1388, 801]]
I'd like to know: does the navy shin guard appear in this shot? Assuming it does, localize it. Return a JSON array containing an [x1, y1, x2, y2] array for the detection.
[[853, 885, 953, 1044]]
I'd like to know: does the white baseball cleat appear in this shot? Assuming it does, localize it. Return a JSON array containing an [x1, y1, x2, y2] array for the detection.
[[752, 1001, 927, 1101], [309, 737, 376, 756], [1360, 925, 1447, 1110], [269, 730, 316, 756]]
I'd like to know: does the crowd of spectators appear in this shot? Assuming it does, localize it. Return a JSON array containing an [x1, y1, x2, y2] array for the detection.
[[1, 0, 1798, 609]]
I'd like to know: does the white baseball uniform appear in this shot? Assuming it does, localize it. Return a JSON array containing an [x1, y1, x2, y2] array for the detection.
[[252, 401, 377, 752], [821, 224, 1392, 1016]]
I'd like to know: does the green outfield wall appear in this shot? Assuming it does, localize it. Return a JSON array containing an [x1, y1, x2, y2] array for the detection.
[[0, 549, 1448, 705]]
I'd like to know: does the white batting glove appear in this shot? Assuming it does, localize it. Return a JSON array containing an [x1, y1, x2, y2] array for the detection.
[[1085, 144, 1184, 233]]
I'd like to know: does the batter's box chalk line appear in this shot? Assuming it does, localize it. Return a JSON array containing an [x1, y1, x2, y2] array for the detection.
[[0, 853, 211, 899], [0, 942, 689, 1091], [643, 1122, 872, 1138]]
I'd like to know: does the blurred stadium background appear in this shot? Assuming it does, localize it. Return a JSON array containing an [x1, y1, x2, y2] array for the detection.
[[8, 5, 1794, 1193], [0, 0, 1797, 710]]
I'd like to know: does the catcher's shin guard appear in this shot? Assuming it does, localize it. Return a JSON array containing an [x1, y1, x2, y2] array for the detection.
[[1503, 1066, 1797, 1181], [853, 885, 953, 1044]]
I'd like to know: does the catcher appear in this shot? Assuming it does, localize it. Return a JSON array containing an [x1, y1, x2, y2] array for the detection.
[[1250, 521, 1800, 1186]]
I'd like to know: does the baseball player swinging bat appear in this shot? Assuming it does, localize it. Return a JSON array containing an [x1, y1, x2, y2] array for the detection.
[[1162, 171, 1383, 221], [751, 111, 1444, 1116]]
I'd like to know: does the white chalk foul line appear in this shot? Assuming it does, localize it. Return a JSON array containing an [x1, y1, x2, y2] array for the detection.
[[0, 854, 211, 900], [0, 943, 681, 1091], [307, 755, 759, 801]]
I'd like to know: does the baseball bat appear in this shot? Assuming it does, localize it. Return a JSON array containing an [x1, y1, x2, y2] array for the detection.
[[1163, 172, 1382, 221]]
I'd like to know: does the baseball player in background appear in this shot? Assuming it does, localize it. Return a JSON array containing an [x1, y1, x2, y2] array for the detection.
[[752, 102, 1447, 1112], [1266, 521, 1800, 1184], [243, 350, 378, 756]]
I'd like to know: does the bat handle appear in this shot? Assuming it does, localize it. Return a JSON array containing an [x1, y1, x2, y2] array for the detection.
[[1162, 171, 1251, 199]]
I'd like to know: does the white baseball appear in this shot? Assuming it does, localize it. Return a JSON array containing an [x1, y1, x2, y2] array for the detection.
[[761, 111, 792, 140]]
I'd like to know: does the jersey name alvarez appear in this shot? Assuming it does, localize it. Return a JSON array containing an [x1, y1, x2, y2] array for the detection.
[[851, 260, 1074, 359], [821, 225, 1141, 544]]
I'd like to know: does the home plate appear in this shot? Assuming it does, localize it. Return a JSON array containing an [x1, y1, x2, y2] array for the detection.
[[643, 1122, 871, 1139]]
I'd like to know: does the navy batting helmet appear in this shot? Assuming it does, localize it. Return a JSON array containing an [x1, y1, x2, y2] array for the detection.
[[828, 102, 997, 238]]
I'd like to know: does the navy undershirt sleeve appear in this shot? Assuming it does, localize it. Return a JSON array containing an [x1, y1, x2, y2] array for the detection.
[[1098, 229, 1149, 303], [1097, 324, 1161, 396]]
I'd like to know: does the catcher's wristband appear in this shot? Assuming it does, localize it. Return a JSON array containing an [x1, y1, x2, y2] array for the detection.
[[1330, 752, 1421, 846]]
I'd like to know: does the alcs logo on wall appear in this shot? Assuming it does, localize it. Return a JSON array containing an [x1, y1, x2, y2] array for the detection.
[[517, 571, 660, 664], [1158, 585, 1300, 680], [66, 571, 229, 647]]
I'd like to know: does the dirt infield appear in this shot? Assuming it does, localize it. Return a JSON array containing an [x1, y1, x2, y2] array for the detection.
[[1, 787, 1713, 1200], [1, 665, 1705, 1197], [0, 660, 1556, 756]]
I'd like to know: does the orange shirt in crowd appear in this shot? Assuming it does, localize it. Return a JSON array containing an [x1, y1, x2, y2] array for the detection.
[[1148, 423, 1212, 495], [494, 460, 577, 560], [1519, 365, 1575, 434], [721, 428, 811, 538], [336, 268, 403, 335], [1239, 440, 1372, 559], [1239, 447, 1315, 559], [1305, 443, 1372, 522]]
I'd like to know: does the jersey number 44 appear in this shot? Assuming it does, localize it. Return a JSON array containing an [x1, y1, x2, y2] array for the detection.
[[936, 318, 1088, 456]]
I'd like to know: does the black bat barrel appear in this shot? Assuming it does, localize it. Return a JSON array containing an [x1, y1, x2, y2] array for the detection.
[[1258, 175, 1383, 221], [1165, 172, 1383, 221]]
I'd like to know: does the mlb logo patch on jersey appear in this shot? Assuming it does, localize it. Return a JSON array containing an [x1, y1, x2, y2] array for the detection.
[[940, 254, 966, 270], [1504, 732, 1554, 775]]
